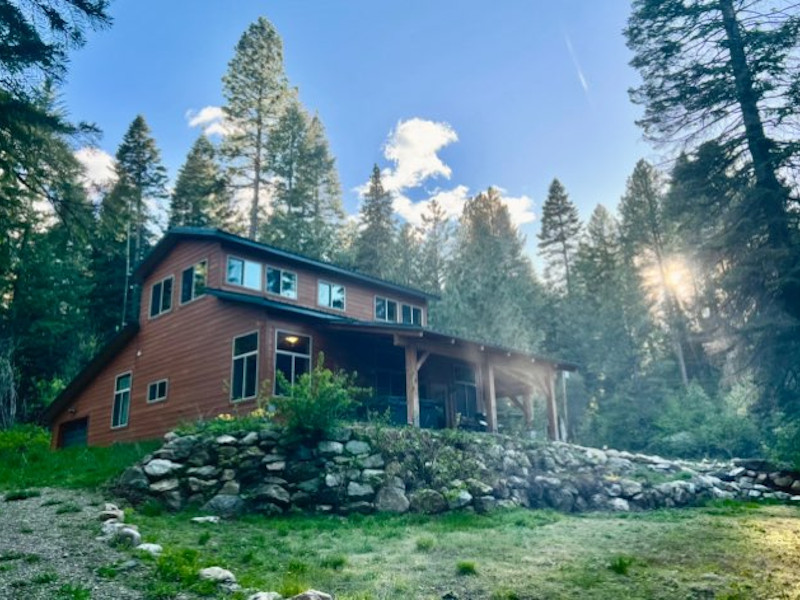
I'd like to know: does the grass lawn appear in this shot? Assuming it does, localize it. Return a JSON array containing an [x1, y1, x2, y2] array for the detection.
[[125, 501, 800, 600]]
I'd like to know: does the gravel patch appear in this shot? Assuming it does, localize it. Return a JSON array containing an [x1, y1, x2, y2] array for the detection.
[[0, 488, 143, 599]]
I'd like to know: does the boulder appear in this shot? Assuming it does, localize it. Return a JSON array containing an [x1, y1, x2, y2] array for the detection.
[[137, 543, 163, 556], [119, 466, 149, 490], [345, 440, 370, 455], [202, 494, 244, 518], [143, 459, 183, 479], [215, 435, 238, 445], [191, 516, 221, 524], [447, 489, 473, 510], [410, 489, 447, 514], [347, 482, 374, 499], [358, 454, 385, 469], [290, 591, 332, 600], [317, 441, 344, 456], [149, 478, 179, 493], [248, 593, 283, 600], [112, 526, 142, 548], [254, 484, 291, 506], [375, 486, 410, 513]]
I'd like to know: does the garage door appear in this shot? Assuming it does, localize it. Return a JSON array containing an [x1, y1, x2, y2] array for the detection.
[[59, 418, 88, 448]]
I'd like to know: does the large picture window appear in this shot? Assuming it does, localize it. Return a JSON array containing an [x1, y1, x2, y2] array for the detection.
[[274, 331, 311, 395], [112, 373, 131, 428], [149, 276, 173, 318], [375, 296, 398, 322], [266, 266, 297, 299], [181, 261, 207, 303], [231, 332, 258, 401], [227, 256, 261, 290], [317, 281, 345, 310]]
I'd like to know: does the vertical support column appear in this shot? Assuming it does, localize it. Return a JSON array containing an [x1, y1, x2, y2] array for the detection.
[[546, 370, 560, 441], [481, 359, 498, 433], [522, 391, 533, 430], [560, 371, 569, 442], [405, 344, 420, 427]]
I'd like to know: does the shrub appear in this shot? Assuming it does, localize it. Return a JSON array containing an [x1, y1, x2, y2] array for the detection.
[[0, 424, 50, 457], [607, 554, 635, 575], [456, 560, 478, 576], [272, 353, 368, 437]]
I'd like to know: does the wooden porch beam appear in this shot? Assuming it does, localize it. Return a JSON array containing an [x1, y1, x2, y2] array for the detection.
[[481, 359, 498, 433], [416, 351, 430, 371], [405, 344, 420, 427], [546, 371, 559, 441]]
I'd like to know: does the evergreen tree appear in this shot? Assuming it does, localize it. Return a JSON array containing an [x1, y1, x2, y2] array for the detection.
[[392, 223, 422, 287], [436, 188, 544, 351], [261, 100, 343, 259], [169, 136, 233, 229], [354, 165, 397, 279], [92, 115, 167, 333], [418, 198, 453, 294], [537, 179, 581, 295], [221, 16, 289, 238]]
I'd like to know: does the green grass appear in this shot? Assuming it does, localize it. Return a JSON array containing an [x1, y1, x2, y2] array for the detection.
[[0, 440, 159, 490], [120, 502, 800, 600]]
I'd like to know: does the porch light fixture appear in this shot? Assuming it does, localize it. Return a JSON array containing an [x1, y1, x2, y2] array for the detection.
[[284, 335, 300, 345]]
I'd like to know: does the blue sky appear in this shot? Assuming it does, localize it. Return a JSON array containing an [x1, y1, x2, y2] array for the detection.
[[65, 1, 656, 254]]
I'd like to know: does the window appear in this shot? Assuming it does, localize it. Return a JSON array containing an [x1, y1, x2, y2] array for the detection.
[[147, 379, 168, 404], [181, 261, 207, 303], [149, 276, 173, 318], [274, 331, 311, 395], [318, 281, 345, 310], [454, 365, 478, 417], [375, 297, 398, 322], [266, 266, 297, 299], [226, 257, 261, 290], [401, 303, 423, 326], [111, 373, 131, 428], [231, 332, 258, 401]]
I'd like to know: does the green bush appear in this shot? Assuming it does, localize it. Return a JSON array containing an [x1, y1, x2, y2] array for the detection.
[[272, 352, 368, 438], [0, 424, 50, 456]]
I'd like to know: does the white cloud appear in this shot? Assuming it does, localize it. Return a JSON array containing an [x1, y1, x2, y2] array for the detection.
[[359, 117, 536, 229], [74, 147, 116, 193], [382, 118, 458, 192], [186, 105, 233, 137]]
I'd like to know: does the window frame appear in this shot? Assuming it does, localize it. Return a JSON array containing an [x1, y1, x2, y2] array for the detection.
[[149, 275, 174, 319], [180, 259, 208, 305], [401, 302, 424, 326], [230, 330, 259, 403], [274, 329, 313, 396], [317, 280, 346, 311], [265, 265, 298, 300], [374, 295, 399, 322], [111, 371, 132, 429], [146, 379, 169, 404], [226, 255, 262, 290]]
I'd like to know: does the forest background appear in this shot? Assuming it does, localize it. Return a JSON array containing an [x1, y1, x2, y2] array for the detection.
[[2, 0, 799, 464]]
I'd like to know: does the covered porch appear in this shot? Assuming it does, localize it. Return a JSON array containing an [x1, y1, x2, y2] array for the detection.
[[326, 323, 577, 441]]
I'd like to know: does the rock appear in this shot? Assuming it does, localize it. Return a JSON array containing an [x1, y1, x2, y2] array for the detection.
[[100, 519, 128, 537], [585, 448, 608, 465], [137, 543, 163, 556], [325, 473, 343, 487], [188, 477, 218, 493], [410, 489, 447, 514], [465, 478, 493, 497], [290, 591, 332, 600], [219, 480, 240, 495], [619, 479, 643, 497], [144, 459, 183, 479], [474, 495, 497, 513], [191, 516, 221, 524], [317, 441, 344, 456], [375, 486, 410, 513], [241, 431, 259, 446], [187, 466, 219, 479], [347, 482, 374, 498], [609, 498, 630, 511], [248, 593, 283, 600], [113, 526, 142, 548], [361, 469, 385, 484], [774, 475, 794, 488], [254, 484, 291, 506], [99, 504, 124, 522], [358, 454, 385, 469], [791, 480, 800, 493], [199, 566, 236, 583], [447, 489, 473, 510], [345, 440, 370, 455], [216, 435, 238, 445], [297, 478, 321, 494], [149, 478, 179, 493], [163, 431, 179, 443], [202, 494, 244, 518], [119, 466, 149, 490]]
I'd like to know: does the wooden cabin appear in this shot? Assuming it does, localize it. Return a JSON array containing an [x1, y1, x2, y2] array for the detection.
[[45, 228, 576, 447]]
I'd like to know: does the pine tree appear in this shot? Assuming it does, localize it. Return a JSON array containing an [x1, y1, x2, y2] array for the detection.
[[354, 165, 397, 279], [392, 223, 422, 287], [436, 188, 544, 351], [169, 136, 233, 229], [418, 198, 453, 294], [261, 100, 343, 259], [94, 115, 167, 331], [221, 17, 289, 238], [537, 179, 581, 295]]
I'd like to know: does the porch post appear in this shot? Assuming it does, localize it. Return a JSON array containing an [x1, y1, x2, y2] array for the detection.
[[546, 370, 560, 441], [405, 344, 420, 427], [482, 359, 498, 433], [522, 392, 533, 430]]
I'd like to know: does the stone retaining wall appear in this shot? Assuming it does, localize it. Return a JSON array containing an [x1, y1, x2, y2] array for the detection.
[[117, 425, 800, 516]]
